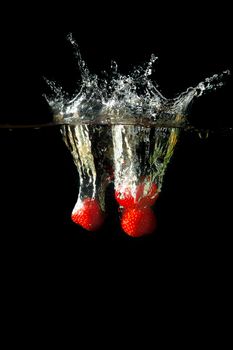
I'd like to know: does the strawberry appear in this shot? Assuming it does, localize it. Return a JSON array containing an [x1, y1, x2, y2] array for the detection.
[[71, 198, 104, 231], [115, 187, 135, 208], [121, 206, 157, 237], [115, 180, 158, 208], [136, 181, 158, 207]]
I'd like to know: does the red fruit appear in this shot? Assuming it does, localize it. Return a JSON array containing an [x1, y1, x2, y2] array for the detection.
[[115, 181, 158, 208], [115, 187, 135, 207], [71, 198, 104, 231], [136, 182, 158, 207], [121, 206, 157, 237]]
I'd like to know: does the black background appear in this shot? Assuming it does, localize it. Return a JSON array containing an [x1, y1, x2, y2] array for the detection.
[[0, 4, 232, 277], [0, 6, 232, 342]]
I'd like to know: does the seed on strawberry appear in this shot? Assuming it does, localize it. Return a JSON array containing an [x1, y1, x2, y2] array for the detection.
[[71, 198, 105, 231], [121, 206, 157, 237]]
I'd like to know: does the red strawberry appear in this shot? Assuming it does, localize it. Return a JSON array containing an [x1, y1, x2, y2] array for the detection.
[[71, 198, 104, 231], [136, 181, 158, 207], [115, 187, 135, 207], [115, 180, 158, 208], [121, 206, 157, 237]]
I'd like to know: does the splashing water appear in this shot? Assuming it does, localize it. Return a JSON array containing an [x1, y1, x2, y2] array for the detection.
[[46, 35, 230, 237]]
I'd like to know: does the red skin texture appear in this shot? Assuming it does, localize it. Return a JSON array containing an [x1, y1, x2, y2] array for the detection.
[[115, 181, 158, 208], [71, 198, 104, 231], [121, 206, 157, 237]]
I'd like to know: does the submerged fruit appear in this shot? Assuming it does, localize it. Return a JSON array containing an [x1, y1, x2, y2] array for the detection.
[[115, 180, 158, 208], [71, 198, 104, 231], [121, 206, 157, 237]]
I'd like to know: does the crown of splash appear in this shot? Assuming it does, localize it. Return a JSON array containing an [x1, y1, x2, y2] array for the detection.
[[46, 34, 230, 127]]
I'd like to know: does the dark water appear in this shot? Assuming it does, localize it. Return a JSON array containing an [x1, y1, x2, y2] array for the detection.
[[1, 126, 232, 249]]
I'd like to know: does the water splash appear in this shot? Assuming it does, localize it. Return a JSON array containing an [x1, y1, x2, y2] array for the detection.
[[47, 35, 230, 128], [46, 36, 230, 236]]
